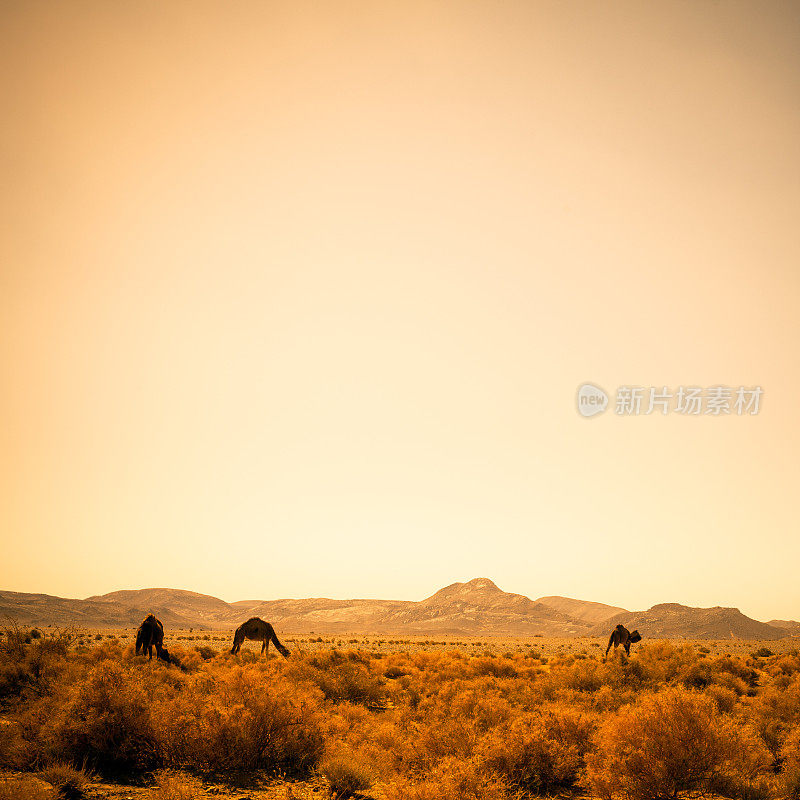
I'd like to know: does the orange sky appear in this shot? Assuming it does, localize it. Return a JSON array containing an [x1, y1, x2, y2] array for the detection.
[[2, 1, 799, 620]]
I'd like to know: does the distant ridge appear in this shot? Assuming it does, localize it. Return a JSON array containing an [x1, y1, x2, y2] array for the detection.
[[589, 603, 789, 641], [0, 581, 794, 639], [536, 595, 627, 625], [768, 619, 800, 636]]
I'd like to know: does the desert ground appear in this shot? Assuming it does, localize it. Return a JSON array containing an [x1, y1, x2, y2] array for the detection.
[[1, 626, 799, 800], [56, 627, 800, 658]]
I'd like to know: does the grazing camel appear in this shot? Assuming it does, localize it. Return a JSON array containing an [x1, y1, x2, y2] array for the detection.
[[605, 624, 642, 659], [231, 617, 290, 658], [135, 614, 171, 663]]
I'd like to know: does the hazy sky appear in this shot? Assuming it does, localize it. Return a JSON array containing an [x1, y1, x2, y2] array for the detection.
[[2, 1, 799, 620]]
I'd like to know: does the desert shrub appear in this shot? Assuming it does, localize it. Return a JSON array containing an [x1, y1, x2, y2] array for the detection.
[[540, 653, 645, 701], [781, 726, 800, 799], [470, 656, 518, 678], [194, 645, 216, 660], [705, 684, 740, 713], [157, 665, 325, 774], [0, 625, 70, 700], [479, 705, 594, 794], [447, 686, 512, 732], [150, 770, 201, 800], [384, 665, 409, 679], [399, 715, 479, 771], [0, 719, 29, 769], [166, 647, 201, 672], [30, 661, 159, 772], [383, 756, 513, 800], [746, 673, 800, 758], [706, 771, 773, 800], [764, 653, 800, 677], [86, 641, 125, 663], [586, 687, 771, 800], [290, 651, 385, 706], [636, 641, 697, 684], [318, 745, 376, 798]]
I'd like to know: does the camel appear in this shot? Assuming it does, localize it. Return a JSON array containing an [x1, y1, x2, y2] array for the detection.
[[605, 624, 642, 659], [231, 617, 290, 658], [135, 614, 171, 663]]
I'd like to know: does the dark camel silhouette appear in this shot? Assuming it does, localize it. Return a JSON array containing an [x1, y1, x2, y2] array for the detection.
[[231, 617, 290, 658], [135, 614, 170, 663], [605, 624, 642, 658]]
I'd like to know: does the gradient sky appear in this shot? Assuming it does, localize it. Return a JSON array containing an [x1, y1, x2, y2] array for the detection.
[[2, 1, 799, 621]]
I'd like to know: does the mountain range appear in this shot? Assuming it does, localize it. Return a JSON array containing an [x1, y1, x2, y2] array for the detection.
[[1, 578, 796, 639]]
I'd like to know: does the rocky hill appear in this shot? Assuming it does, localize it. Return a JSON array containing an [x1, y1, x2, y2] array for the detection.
[[0, 590, 195, 629], [768, 619, 800, 636], [590, 603, 788, 641], [86, 588, 236, 625], [536, 595, 627, 625]]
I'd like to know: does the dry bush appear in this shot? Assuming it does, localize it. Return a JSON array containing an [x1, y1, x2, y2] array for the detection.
[[781, 726, 800, 800], [747, 672, 800, 759], [706, 771, 773, 800], [0, 720, 30, 769], [680, 654, 757, 694], [150, 770, 201, 800], [537, 652, 645, 703], [763, 652, 800, 678], [157, 664, 325, 774], [479, 705, 594, 794], [0, 624, 71, 701], [398, 715, 480, 772], [289, 650, 386, 706], [318, 744, 377, 798], [383, 756, 514, 800], [447, 685, 513, 732], [586, 687, 771, 800], [705, 683, 740, 713], [27, 660, 160, 772], [635, 641, 698, 685], [469, 656, 519, 679]]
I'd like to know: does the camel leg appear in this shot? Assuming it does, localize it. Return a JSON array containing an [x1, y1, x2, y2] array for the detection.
[[263, 637, 270, 657]]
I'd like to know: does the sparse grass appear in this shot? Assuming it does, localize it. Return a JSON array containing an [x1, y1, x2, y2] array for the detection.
[[38, 761, 94, 799], [0, 774, 56, 800]]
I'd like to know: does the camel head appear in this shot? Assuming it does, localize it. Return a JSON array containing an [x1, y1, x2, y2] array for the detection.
[[629, 630, 642, 644]]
